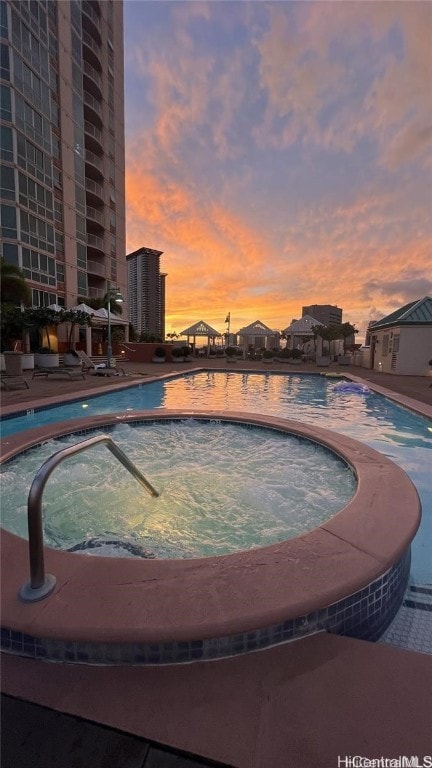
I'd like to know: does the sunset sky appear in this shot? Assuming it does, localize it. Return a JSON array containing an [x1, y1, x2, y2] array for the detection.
[[123, 1, 432, 340]]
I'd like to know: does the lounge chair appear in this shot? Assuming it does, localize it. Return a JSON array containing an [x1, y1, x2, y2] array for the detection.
[[1, 352, 30, 389], [75, 349, 98, 372], [75, 350, 125, 376], [0, 373, 30, 389], [32, 367, 85, 380]]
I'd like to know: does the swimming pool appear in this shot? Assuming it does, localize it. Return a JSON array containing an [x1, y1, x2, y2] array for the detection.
[[1, 370, 431, 583]]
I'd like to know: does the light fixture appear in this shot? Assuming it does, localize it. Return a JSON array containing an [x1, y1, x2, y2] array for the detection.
[[106, 280, 123, 368]]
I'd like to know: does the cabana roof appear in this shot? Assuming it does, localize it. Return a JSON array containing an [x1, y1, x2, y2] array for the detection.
[[283, 314, 323, 335], [180, 320, 221, 337], [238, 320, 276, 336]]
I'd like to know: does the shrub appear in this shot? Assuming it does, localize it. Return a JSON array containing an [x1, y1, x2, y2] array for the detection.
[[225, 346, 237, 357], [153, 346, 166, 358]]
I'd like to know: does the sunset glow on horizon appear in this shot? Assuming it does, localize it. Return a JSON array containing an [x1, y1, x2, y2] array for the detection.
[[124, 1, 432, 340]]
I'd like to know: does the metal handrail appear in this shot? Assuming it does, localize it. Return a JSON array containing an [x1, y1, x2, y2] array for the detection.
[[19, 434, 159, 603]]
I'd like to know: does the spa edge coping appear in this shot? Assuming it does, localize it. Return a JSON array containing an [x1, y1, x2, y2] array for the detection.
[[0, 410, 421, 646]]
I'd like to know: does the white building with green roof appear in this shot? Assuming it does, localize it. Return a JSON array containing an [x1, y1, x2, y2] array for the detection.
[[366, 296, 432, 375]]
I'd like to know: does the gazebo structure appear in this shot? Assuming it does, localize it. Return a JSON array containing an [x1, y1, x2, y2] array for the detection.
[[283, 314, 322, 351], [237, 320, 279, 356], [180, 320, 222, 356]]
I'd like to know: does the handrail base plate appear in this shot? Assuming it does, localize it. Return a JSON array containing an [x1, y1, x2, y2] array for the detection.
[[19, 574, 57, 603]]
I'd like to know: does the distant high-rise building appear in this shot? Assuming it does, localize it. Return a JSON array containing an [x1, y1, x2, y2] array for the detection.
[[1, 0, 126, 309], [127, 247, 166, 339], [302, 304, 342, 326]]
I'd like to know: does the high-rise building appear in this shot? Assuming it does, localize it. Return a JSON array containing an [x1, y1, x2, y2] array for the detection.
[[127, 247, 166, 339], [1, 0, 126, 310], [302, 304, 342, 326]]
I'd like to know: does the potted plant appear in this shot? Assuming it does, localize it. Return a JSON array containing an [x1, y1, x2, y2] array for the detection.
[[152, 346, 166, 363], [182, 345, 193, 361], [172, 346, 185, 362], [289, 348, 303, 364], [262, 349, 274, 363], [225, 346, 238, 362], [25, 307, 62, 367]]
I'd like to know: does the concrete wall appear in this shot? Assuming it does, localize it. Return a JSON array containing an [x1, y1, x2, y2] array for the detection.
[[115, 343, 175, 363]]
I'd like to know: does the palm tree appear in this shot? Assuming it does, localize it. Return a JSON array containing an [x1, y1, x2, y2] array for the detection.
[[1, 259, 31, 306]]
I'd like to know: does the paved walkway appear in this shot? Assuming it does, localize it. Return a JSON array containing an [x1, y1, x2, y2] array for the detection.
[[1, 361, 432, 767]]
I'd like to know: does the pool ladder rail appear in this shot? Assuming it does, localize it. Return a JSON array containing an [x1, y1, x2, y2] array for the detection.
[[19, 434, 159, 603]]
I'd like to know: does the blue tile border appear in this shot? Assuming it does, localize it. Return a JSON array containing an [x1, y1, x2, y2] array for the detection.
[[0, 549, 411, 665]]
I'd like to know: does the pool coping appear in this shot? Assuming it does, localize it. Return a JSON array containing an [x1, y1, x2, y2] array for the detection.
[[0, 409, 421, 647]]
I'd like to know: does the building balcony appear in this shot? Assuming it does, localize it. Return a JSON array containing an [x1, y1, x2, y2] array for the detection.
[[84, 120, 103, 154], [83, 61, 102, 100], [85, 149, 104, 181], [81, 1, 101, 43], [85, 178, 104, 206], [82, 29, 102, 71], [87, 259, 106, 277], [87, 232, 105, 256], [88, 285, 105, 299], [86, 205, 104, 228], [83, 91, 103, 128]]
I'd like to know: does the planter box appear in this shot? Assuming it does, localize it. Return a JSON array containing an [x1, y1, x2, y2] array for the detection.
[[35, 353, 59, 368], [316, 355, 331, 367], [3, 351, 23, 375], [152, 356, 166, 363], [64, 352, 82, 366], [22, 353, 35, 370]]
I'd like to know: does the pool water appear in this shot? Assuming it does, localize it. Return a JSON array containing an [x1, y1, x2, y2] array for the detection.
[[1, 372, 431, 579], [1, 420, 356, 558]]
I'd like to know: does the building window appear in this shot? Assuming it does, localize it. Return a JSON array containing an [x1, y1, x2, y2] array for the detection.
[[1, 204, 17, 238], [382, 334, 389, 357], [20, 211, 54, 253], [77, 242, 87, 269], [1, 242, 19, 265], [77, 270, 87, 295], [0, 84, 12, 121], [22, 247, 56, 286], [1, 126, 13, 162], [0, 164, 15, 200], [32, 289, 60, 307], [0, 41, 9, 80]]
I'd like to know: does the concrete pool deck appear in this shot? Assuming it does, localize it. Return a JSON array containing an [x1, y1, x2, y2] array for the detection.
[[1, 360, 432, 766]]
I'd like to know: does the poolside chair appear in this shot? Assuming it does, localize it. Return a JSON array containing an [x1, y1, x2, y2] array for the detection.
[[76, 349, 98, 372], [1, 352, 30, 389], [75, 349, 125, 376]]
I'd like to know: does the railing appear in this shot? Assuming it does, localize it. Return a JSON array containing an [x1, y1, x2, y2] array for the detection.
[[82, 29, 101, 59], [87, 258, 106, 276], [85, 148, 104, 172], [86, 205, 104, 225], [84, 120, 102, 145], [83, 60, 102, 89], [87, 232, 104, 250], [88, 286, 105, 298], [19, 435, 159, 602], [85, 178, 104, 200], [83, 91, 102, 118]]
